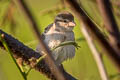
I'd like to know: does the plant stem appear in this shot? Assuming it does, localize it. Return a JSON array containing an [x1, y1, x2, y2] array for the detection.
[[0, 33, 27, 80], [52, 41, 80, 51]]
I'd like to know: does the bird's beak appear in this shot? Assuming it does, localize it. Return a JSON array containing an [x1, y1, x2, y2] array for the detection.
[[68, 21, 76, 27]]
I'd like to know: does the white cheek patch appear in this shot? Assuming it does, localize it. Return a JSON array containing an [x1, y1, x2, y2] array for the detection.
[[64, 24, 69, 27], [58, 22, 68, 28], [57, 22, 74, 31], [59, 22, 66, 27]]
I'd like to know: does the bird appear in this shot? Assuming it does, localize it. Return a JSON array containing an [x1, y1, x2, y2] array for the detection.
[[36, 11, 76, 65]]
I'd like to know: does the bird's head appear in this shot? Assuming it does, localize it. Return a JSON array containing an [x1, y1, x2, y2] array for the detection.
[[54, 11, 76, 31]]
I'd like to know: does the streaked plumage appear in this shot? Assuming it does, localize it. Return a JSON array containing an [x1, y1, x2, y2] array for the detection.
[[36, 11, 76, 65]]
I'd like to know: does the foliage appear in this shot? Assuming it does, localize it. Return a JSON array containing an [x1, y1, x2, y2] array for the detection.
[[0, 0, 120, 80]]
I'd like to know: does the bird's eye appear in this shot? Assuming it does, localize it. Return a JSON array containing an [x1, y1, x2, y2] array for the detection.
[[63, 20, 67, 23]]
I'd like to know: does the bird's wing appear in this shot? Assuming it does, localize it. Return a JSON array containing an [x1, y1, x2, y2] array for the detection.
[[36, 23, 53, 53], [41, 23, 53, 40], [44, 23, 53, 34]]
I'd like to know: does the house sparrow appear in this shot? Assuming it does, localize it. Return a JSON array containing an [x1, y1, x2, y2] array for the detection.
[[36, 11, 76, 65]]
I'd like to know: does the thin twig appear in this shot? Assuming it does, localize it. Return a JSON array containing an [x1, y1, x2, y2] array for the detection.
[[52, 41, 80, 51], [65, 0, 120, 71], [81, 23, 109, 80]]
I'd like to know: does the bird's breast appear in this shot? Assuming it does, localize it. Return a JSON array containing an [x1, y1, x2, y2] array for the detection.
[[44, 31, 75, 64], [45, 33, 65, 48]]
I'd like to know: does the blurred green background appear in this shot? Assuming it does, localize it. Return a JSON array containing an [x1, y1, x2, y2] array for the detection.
[[0, 0, 120, 80]]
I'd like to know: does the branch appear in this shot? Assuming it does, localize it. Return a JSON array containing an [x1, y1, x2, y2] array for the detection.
[[81, 23, 109, 80], [96, 0, 120, 50], [65, 0, 120, 71], [11, 0, 66, 80], [0, 29, 77, 80]]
